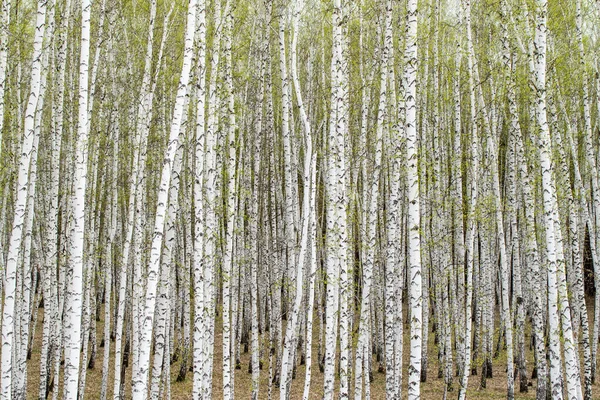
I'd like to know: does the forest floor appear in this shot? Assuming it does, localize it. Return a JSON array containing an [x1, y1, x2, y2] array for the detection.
[[25, 302, 600, 399]]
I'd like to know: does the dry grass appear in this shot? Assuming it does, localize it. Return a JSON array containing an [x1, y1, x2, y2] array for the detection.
[[25, 303, 600, 399]]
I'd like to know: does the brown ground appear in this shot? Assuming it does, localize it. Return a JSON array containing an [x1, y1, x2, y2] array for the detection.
[[25, 304, 600, 399]]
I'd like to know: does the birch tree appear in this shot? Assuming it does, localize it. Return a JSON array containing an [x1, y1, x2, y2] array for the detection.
[[405, 1, 422, 399], [63, 0, 92, 397], [1, 1, 48, 397], [323, 1, 347, 398], [132, 0, 198, 397]]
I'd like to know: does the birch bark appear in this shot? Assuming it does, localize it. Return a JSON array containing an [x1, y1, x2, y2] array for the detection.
[[405, 1, 421, 398], [221, 4, 236, 398], [458, 1, 479, 397], [384, 0, 401, 394], [192, 0, 207, 397], [323, 1, 345, 398], [563, 102, 595, 400], [63, 0, 92, 397], [279, 0, 315, 396], [533, 1, 564, 397], [132, 0, 197, 397], [0, 1, 47, 396], [249, 52, 264, 400], [201, 0, 225, 394], [356, 5, 388, 399]]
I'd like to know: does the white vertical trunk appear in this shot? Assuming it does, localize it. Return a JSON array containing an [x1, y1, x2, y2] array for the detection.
[[323, 1, 344, 399], [339, 11, 351, 400], [192, 0, 206, 398], [516, 113, 547, 400], [279, 133, 312, 400], [16, 1, 53, 392], [101, 123, 118, 400], [533, 1, 563, 397], [145, 9, 177, 398], [385, 0, 401, 393], [405, 0, 421, 398], [15, 75, 43, 400], [48, 3, 72, 398], [500, 4, 527, 391], [277, 5, 295, 334], [458, 1, 479, 397], [249, 56, 264, 400], [0, 0, 46, 396], [279, 0, 314, 396], [563, 102, 596, 400], [393, 25, 406, 400], [277, 8, 297, 381], [301, 154, 318, 400], [77, 171, 98, 399], [553, 106, 591, 400], [63, 0, 91, 397], [201, 0, 224, 395], [132, 0, 197, 397], [452, 29, 465, 380], [222, 4, 236, 398], [506, 8, 548, 396], [547, 102, 582, 400], [131, 0, 158, 375]]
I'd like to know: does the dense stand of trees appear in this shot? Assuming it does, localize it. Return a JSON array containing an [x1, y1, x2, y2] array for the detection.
[[1, 0, 600, 399]]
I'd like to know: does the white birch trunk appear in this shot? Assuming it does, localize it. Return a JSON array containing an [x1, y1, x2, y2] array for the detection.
[[533, 1, 564, 397], [553, 106, 591, 400], [222, 4, 236, 398], [132, 0, 197, 397], [516, 114, 547, 400], [384, 0, 401, 393], [458, 1, 479, 397], [131, 0, 158, 375], [63, 0, 92, 397], [137, 7, 175, 398], [47, 3, 72, 397], [279, 0, 315, 396], [277, 6, 295, 338], [249, 68, 263, 400], [405, 0, 421, 398], [323, 1, 344, 398], [0, 1, 47, 398], [192, 0, 207, 397], [200, 0, 225, 395], [101, 122, 118, 400], [338, 11, 351, 400], [547, 102, 582, 400], [15, 76, 43, 400], [16, 2, 53, 392], [452, 33, 465, 381], [301, 155, 318, 400], [563, 102, 595, 400]]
